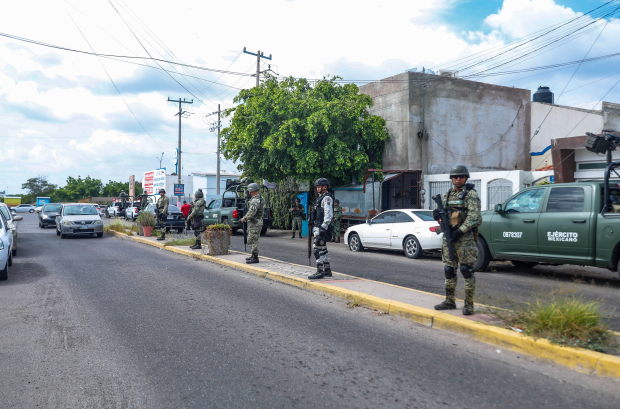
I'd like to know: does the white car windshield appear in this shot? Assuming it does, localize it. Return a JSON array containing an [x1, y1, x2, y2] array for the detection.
[[0, 207, 10, 220], [64, 205, 98, 216], [44, 204, 61, 212]]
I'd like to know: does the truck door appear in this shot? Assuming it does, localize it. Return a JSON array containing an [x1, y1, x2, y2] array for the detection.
[[490, 188, 545, 258], [537, 186, 591, 263], [204, 199, 222, 224], [363, 211, 396, 247]]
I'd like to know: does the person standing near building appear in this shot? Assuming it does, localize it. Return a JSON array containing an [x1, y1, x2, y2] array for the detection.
[[181, 200, 191, 229], [330, 199, 342, 243], [187, 190, 206, 249], [432, 165, 481, 315], [290, 197, 304, 239], [308, 178, 334, 280], [241, 183, 265, 264], [156, 188, 169, 241]]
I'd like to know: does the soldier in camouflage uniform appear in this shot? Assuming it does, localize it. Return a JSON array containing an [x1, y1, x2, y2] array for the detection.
[[432, 165, 481, 315], [330, 199, 342, 243], [139, 193, 150, 212], [156, 188, 170, 241], [187, 189, 206, 250], [241, 183, 265, 264], [290, 198, 304, 239]]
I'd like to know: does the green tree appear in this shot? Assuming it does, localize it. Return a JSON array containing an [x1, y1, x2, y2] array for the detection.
[[101, 181, 143, 198], [21, 175, 57, 202], [220, 75, 389, 187], [53, 176, 103, 202]]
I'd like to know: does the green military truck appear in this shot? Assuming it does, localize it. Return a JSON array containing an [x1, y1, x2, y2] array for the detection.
[[475, 174, 620, 279], [202, 179, 273, 236]]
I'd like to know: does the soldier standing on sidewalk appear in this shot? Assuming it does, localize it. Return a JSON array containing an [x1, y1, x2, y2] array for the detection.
[[331, 199, 342, 243], [290, 197, 304, 239], [156, 188, 169, 241], [432, 165, 481, 315], [241, 183, 265, 264], [308, 178, 334, 280], [187, 190, 206, 250]]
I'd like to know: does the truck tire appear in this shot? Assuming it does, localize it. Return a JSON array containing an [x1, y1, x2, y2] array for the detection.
[[231, 228, 239, 234], [348, 233, 364, 252], [403, 235, 422, 259], [474, 236, 491, 272], [260, 227, 268, 236], [616, 260, 620, 280], [511, 260, 538, 269]]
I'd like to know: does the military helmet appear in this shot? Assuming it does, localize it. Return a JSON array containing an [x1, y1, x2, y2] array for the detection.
[[246, 183, 260, 192], [449, 164, 470, 178], [314, 178, 330, 187], [295, 197, 301, 202], [158, 188, 166, 194], [334, 199, 340, 204], [195, 189, 204, 199]]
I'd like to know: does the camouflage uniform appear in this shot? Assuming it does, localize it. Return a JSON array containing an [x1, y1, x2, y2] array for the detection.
[[242, 193, 265, 258], [331, 203, 342, 241], [188, 196, 206, 249], [290, 203, 304, 237], [440, 187, 481, 309], [139, 194, 149, 212], [156, 195, 169, 236]]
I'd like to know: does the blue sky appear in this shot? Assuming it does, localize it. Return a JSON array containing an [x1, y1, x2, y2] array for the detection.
[[1, 0, 620, 194]]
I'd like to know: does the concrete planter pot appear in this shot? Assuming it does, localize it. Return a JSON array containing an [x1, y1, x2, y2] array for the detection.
[[204, 230, 230, 255], [143, 226, 154, 237]]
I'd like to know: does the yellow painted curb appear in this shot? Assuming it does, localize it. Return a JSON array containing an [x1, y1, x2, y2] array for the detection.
[[110, 231, 620, 380]]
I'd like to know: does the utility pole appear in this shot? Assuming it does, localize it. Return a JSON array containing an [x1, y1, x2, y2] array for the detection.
[[167, 97, 193, 189], [243, 47, 272, 87], [207, 106, 222, 194]]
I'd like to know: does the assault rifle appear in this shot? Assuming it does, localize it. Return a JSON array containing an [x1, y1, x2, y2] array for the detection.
[[241, 202, 247, 252], [432, 194, 456, 260], [308, 206, 313, 266]]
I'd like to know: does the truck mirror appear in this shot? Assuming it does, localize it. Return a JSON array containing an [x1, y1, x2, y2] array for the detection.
[[495, 204, 503, 213], [366, 218, 371, 224]]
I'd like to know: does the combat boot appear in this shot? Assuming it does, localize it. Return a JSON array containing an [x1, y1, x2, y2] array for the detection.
[[291, 232, 296, 238], [463, 277, 476, 315], [434, 287, 457, 310], [308, 265, 326, 280], [323, 263, 332, 278], [335, 238, 340, 243], [246, 253, 259, 264], [299, 234, 303, 239], [189, 238, 202, 250], [157, 231, 166, 241]]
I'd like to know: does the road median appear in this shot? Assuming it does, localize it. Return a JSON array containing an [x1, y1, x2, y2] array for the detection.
[[108, 229, 620, 379]]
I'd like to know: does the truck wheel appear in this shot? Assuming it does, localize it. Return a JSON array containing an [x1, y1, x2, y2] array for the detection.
[[231, 228, 239, 234], [260, 227, 268, 236], [617, 260, 620, 280], [474, 236, 491, 272], [348, 233, 364, 252], [403, 235, 422, 259], [511, 260, 538, 269]]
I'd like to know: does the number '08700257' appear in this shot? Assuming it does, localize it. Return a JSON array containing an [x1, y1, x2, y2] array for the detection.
[[503, 231, 523, 238]]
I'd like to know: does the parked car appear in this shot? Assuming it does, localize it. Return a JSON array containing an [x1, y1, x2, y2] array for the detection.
[[125, 202, 141, 221], [39, 203, 62, 228], [0, 210, 14, 280], [0, 203, 22, 256], [96, 205, 107, 217], [35, 206, 43, 213], [13, 204, 36, 213], [55, 203, 104, 238], [145, 203, 185, 233], [106, 202, 123, 218], [344, 210, 443, 259]]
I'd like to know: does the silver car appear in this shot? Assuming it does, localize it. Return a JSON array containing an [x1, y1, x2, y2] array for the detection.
[[55, 203, 104, 239], [0, 203, 23, 256]]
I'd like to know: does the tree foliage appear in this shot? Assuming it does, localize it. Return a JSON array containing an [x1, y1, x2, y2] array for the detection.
[[19, 175, 143, 203], [21, 175, 57, 203], [221, 75, 389, 187]]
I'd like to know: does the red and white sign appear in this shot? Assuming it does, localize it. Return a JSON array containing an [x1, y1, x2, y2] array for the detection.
[[144, 170, 155, 195]]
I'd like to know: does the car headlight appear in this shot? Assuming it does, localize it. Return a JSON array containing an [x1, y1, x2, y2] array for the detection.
[[0, 238, 4, 250], [42, 214, 49, 219], [62, 220, 74, 225], [93, 220, 102, 225]]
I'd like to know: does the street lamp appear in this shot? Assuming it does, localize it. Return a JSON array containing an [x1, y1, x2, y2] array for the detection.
[[156, 152, 164, 169]]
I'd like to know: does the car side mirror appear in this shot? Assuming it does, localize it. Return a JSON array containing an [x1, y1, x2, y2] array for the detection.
[[13, 215, 23, 221], [366, 219, 371, 224], [495, 204, 504, 213]]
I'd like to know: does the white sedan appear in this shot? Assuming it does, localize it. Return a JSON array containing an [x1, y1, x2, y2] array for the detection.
[[344, 210, 443, 259], [13, 204, 36, 213]]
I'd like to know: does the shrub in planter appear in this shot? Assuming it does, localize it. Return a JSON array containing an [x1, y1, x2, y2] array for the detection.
[[137, 211, 157, 237], [203, 224, 232, 255], [142, 226, 154, 237]]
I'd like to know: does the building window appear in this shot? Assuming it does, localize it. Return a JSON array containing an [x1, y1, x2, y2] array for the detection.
[[578, 162, 608, 170]]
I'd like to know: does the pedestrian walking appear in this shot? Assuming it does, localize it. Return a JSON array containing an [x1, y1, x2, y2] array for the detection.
[[308, 178, 334, 280], [330, 199, 342, 243], [187, 191, 206, 249], [155, 188, 169, 241], [290, 198, 304, 239], [241, 183, 265, 264], [432, 165, 481, 315]]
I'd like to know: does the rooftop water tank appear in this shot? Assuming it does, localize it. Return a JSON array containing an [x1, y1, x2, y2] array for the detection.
[[533, 86, 554, 104]]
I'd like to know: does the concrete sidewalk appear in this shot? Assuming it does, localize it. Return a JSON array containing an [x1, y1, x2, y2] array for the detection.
[[112, 231, 620, 380]]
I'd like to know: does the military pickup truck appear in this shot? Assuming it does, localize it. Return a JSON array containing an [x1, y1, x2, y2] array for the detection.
[[201, 180, 273, 236], [475, 176, 620, 279]]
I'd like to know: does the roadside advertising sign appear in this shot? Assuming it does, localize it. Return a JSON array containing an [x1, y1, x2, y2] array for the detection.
[[153, 169, 166, 193], [144, 170, 154, 194], [174, 184, 184, 196]]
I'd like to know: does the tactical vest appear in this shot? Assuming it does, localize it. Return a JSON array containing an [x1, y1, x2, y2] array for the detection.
[[444, 184, 475, 229], [312, 192, 334, 226]]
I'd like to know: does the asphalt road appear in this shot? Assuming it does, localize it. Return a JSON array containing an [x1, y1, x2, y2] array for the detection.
[[232, 229, 620, 330], [2, 213, 619, 408]]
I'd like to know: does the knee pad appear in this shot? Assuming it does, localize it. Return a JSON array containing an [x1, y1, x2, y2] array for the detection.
[[194, 230, 200, 238], [460, 264, 473, 279], [444, 266, 456, 279], [313, 248, 321, 259]]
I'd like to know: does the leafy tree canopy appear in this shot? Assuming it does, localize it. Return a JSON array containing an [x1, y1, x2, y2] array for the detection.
[[19, 175, 143, 203], [221, 75, 389, 187], [21, 175, 57, 199]]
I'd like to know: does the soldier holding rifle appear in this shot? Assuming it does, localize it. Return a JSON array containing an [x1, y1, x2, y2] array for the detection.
[[156, 188, 169, 241], [187, 190, 206, 250], [432, 165, 481, 315], [241, 183, 265, 264], [290, 197, 304, 239]]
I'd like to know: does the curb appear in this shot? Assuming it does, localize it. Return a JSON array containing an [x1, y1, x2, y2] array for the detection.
[[108, 230, 620, 379]]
